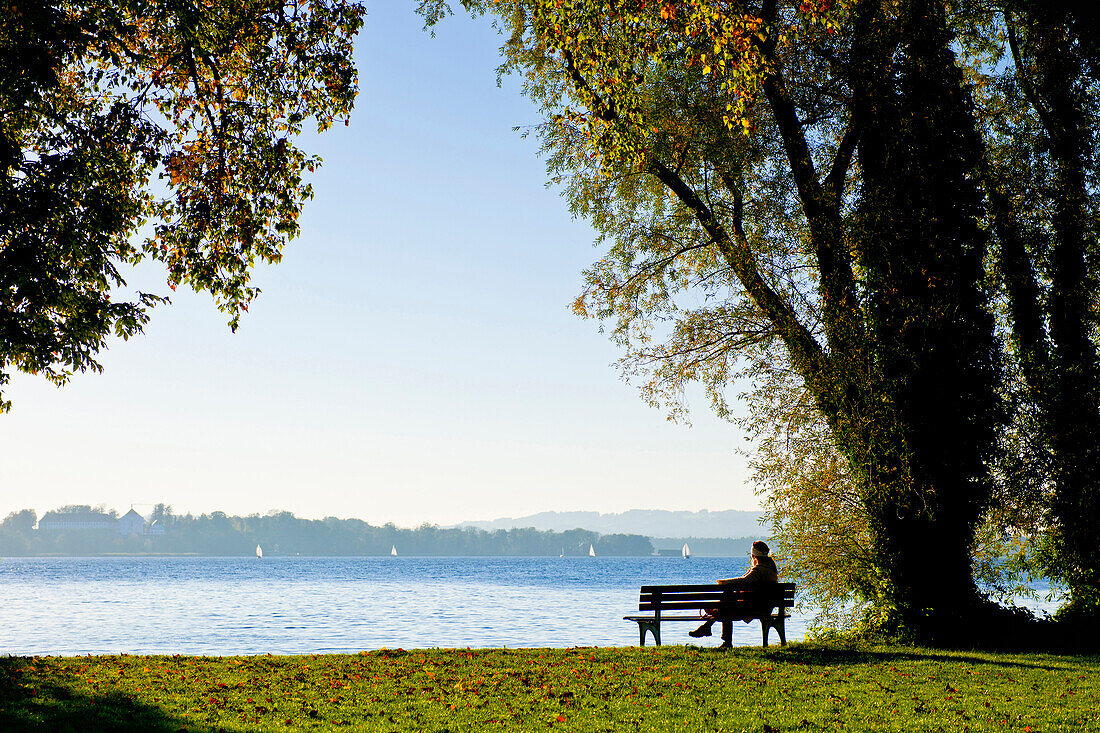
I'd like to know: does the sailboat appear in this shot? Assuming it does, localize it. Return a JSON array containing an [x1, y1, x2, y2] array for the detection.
[[588, 544, 596, 557], [682, 543, 691, 559], [559, 546, 564, 558], [255, 544, 263, 559], [390, 545, 398, 556]]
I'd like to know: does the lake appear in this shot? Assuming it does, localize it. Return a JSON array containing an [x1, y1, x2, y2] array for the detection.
[[0, 556, 809, 655]]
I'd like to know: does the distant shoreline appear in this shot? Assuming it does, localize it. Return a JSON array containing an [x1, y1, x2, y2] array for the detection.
[[10, 552, 206, 558], [3, 507, 766, 559]]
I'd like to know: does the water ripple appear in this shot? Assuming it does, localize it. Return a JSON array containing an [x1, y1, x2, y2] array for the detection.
[[0, 556, 808, 655]]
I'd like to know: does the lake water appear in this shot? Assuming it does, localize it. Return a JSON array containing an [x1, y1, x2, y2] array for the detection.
[[0, 556, 809, 656]]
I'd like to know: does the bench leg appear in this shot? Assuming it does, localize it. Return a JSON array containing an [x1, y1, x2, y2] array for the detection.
[[758, 614, 788, 648], [636, 620, 661, 647]]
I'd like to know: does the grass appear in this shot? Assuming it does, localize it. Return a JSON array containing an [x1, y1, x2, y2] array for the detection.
[[1, 644, 1098, 731]]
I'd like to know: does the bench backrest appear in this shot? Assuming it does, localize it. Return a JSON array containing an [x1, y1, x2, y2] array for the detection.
[[638, 583, 796, 613]]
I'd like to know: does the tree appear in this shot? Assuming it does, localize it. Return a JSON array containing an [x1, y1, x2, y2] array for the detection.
[[839, 0, 1002, 635], [985, 2, 1100, 619], [2, 508, 37, 530], [0, 0, 365, 411], [421, 0, 1099, 638], [747, 359, 1044, 631], [0, 509, 37, 554], [745, 363, 877, 630]]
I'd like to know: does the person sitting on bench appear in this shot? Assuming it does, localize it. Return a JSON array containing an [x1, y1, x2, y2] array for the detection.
[[688, 540, 779, 647]]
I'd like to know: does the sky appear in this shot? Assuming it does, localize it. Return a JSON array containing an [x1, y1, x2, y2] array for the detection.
[[0, 3, 759, 527]]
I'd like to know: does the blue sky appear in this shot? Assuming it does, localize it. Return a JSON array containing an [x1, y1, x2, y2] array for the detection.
[[0, 3, 757, 526]]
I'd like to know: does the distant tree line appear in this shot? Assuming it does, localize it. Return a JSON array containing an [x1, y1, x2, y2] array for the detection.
[[0, 506, 654, 557]]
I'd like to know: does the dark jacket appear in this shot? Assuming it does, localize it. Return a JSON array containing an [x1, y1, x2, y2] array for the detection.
[[716, 561, 779, 616], [717, 560, 778, 586]]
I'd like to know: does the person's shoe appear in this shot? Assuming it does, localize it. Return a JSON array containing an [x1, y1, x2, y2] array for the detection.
[[718, 641, 733, 649], [688, 624, 713, 638]]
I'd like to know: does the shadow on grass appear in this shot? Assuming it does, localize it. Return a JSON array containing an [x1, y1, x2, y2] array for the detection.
[[763, 645, 1080, 671], [0, 658, 208, 733], [706, 641, 1100, 673]]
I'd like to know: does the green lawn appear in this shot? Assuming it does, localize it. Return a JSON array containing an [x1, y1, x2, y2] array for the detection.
[[1, 645, 1097, 731]]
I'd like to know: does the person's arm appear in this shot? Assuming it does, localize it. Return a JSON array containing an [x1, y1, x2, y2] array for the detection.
[[717, 566, 762, 585]]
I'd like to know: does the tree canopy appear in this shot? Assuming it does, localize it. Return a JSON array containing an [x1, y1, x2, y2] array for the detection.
[[422, 0, 1100, 641], [0, 0, 364, 410]]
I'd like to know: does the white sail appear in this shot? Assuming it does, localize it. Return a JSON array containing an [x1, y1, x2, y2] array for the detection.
[[256, 544, 262, 559], [559, 546, 564, 557], [682, 543, 691, 559], [390, 545, 398, 556], [589, 544, 596, 557]]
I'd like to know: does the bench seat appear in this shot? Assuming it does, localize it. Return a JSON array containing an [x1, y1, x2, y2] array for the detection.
[[624, 582, 795, 647]]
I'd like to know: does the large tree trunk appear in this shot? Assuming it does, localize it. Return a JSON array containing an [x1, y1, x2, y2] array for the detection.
[[1018, 7, 1100, 617], [830, 0, 1000, 636]]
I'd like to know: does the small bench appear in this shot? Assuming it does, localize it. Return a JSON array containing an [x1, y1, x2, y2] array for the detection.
[[624, 582, 795, 647]]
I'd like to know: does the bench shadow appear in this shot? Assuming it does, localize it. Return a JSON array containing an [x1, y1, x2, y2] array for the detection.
[[0, 657, 209, 732], [744, 645, 1086, 672]]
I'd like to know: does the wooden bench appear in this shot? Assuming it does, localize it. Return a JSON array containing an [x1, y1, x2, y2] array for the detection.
[[624, 583, 795, 647]]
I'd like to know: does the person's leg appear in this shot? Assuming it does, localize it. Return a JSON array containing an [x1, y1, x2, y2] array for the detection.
[[719, 618, 732, 648], [689, 619, 714, 637]]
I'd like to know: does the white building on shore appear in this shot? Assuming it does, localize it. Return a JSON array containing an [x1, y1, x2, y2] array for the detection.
[[37, 508, 167, 536], [37, 511, 116, 531], [118, 508, 146, 536]]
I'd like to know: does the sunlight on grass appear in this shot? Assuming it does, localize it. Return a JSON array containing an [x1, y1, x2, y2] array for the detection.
[[2, 645, 1098, 731]]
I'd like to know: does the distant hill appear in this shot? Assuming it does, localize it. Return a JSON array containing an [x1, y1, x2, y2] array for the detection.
[[453, 509, 766, 539]]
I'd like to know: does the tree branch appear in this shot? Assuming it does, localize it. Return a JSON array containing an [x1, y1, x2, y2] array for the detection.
[[1005, 12, 1059, 140], [562, 48, 617, 122], [756, 0, 862, 356], [649, 158, 828, 386], [823, 114, 859, 207], [977, 158, 1049, 393], [614, 239, 712, 293]]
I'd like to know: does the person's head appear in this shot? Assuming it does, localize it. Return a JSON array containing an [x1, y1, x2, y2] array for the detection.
[[750, 540, 773, 569]]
